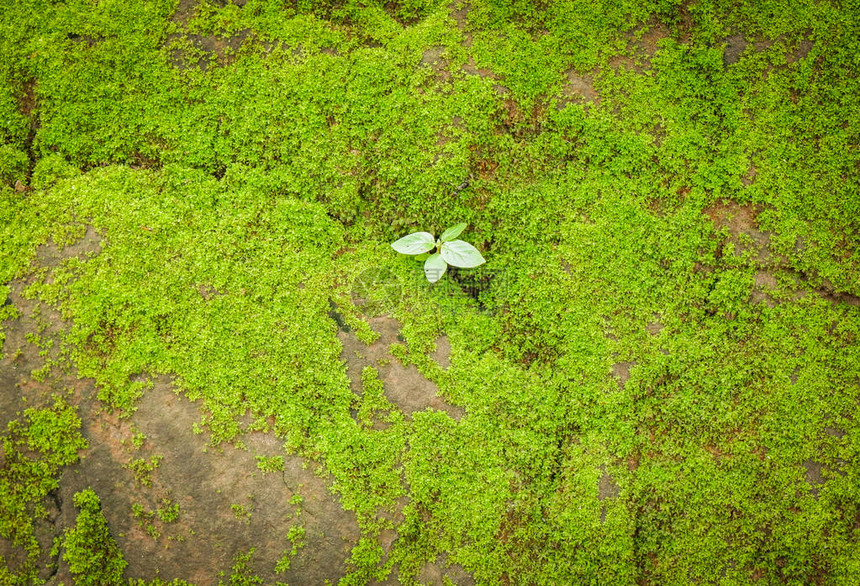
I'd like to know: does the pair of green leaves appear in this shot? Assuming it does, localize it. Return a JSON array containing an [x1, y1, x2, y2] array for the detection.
[[391, 222, 486, 283]]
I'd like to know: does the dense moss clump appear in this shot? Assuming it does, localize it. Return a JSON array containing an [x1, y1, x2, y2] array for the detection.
[[0, 0, 858, 583], [61, 489, 128, 585]]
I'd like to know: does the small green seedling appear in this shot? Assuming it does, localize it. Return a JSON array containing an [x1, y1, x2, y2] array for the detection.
[[391, 223, 486, 283]]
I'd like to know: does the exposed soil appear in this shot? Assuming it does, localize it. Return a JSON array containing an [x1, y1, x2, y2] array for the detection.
[[166, 30, 251, 70], [166, 0, 250, 69], [645, 319, 664, 335], [421, 46, 452, 84], [742, 164, 757, 186], [416, 556, 474, 585], [172, 0, 199, 24], [429, 336, 451, 369], [461, 56, 496, 79], [337, 317, 464, 421], [332, 317, 473, 584], [597, 465, 621, 523], [450, 1, 472, 47], [635, 22, 671, 56], [788, 38, 814, 63], [816, 286, 860, 308], [421, 47, 446, 67], [561, 70, 598, 103], [41, 377, 358, 585], [723, 34, 748, 66], [751, 270, 779, 307], [598, 466, 620, 501], [621, 19, 670, 71], [723, 32, 814, 68], [611, 361, 634, 389], [703, 200, 771, 263]]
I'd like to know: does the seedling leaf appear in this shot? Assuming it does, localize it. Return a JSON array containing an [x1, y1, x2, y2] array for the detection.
[[391, 232, 435, 255], [440, 223, 467, 242], [424, 253, 447, 283], [440, 240, 485, 268]]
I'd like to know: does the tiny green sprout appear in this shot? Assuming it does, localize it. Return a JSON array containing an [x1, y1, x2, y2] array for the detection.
[[391, 222, 486, 283]]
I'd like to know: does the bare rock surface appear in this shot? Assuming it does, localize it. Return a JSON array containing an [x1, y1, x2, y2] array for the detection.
[[337, 317, 464, 421]]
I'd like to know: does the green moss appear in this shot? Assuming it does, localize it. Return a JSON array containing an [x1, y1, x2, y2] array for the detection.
[[130, 428, 147, 449], [356, 366, 400, 428], [274, 522, 306, 574], [156, 498, 181, 523], [30, 154, 80, 190], [130, 580, 195, 586], [62, 489, 128, 586], [218, 548, 262, 586], [0, 398, 87, 584], [254, 455, 284, 474], [341, 536, 387, 584], [0, 0, 858, 582], [125, 455, 163, 487], [0, 145, 29, 187], [231, 503, 251, 522]]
